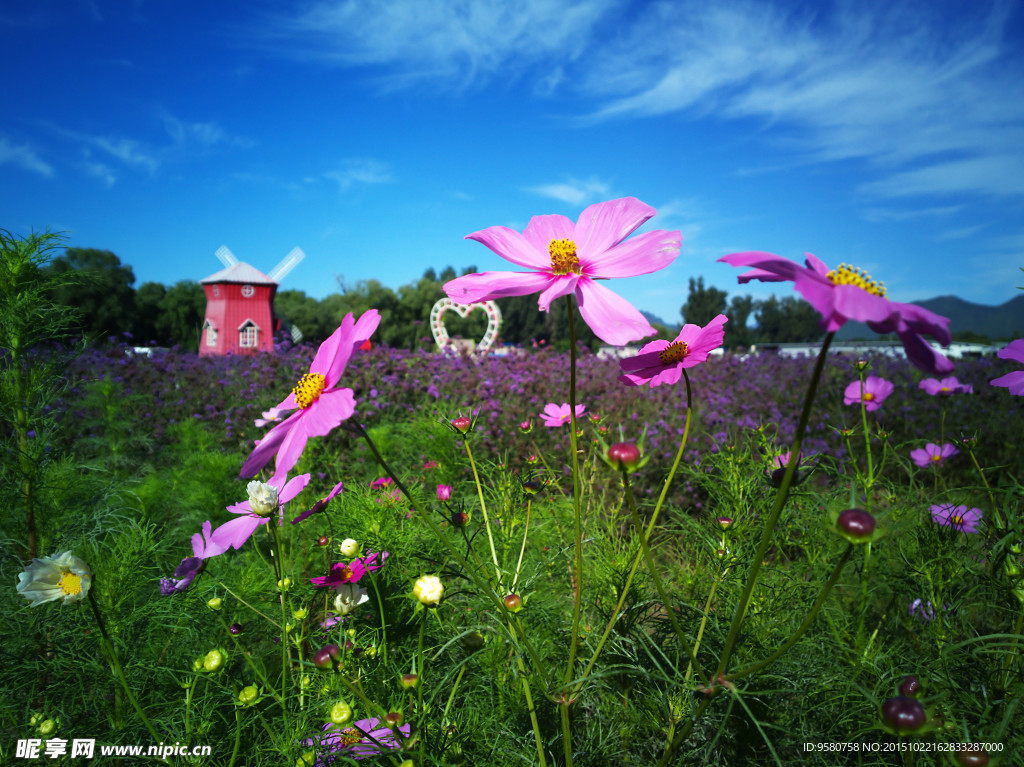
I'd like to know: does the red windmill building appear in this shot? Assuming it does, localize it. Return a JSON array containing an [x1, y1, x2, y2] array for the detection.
[[199, 245, 305, 356]]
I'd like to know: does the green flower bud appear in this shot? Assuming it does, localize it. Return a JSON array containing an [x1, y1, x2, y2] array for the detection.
[[203, 649, 226, 673]]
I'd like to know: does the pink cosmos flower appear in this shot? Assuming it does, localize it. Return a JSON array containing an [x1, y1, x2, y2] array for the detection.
[[843, 376, 894, 411], [211, 474, 311, 551], [930, 503, 982, 533], [541, 402, 586, 427], [437, 484, 452, 502], [445, 197, 681, 346], [254, 406, 286, 428], [991, 339, 1024, 395], [618, 314, 728, 387], [369, 477, 394, 490], [910, 443, 959, 468], [310, 552, 388, 588], [291, 480, 345, 526], [919, 376, 972, 396], [160, 521, 229, 595], [240, 311, 380, 480], [717, 252, 953, 374], [302, 716, 411, 762]]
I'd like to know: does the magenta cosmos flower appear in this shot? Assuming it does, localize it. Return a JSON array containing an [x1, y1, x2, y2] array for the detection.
[[445, 197, 681, 346], [618, 314, 728, 387], [541, 402, 586, 427], [717, 252, 953, 374], [291, 479, 345, 526], [310, 552, 388, 588], [991, 339, 1024, 395], [302, 716, 411, 762], [211, 474, 311, 551], [843, 376, 894, 411], [240, 311, 380, 480], [160, 521, 229, 595], [930, 503, 982, 533], [910, 442, 959, 468], [919, 376, 972, 396]]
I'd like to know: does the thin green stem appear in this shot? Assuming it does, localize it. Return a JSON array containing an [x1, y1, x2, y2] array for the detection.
[[229, 707, 242, 767], [367, 569, 389, 667], [268, 523, 290, 730], [858, 373, 874, 509], [465, 437, 502, 584], [967, 447, 1004, 529], [656, 695, 714, 767], [211, 579, 280, 627]]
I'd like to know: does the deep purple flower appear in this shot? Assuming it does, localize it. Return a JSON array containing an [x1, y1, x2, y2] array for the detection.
[[301, 716, 410, 762], [310, 552, 388, 588], [843, 376, 894, 411], [291, 480, 345, 525], [910, 443, 958, 468], [990, 339, 1024, 395], [919, 376, 972, 396], [718, 251, 953, 373], [160, 520, 228, 595], [618, 314, 728, 387], [930, 503, 982, 533]]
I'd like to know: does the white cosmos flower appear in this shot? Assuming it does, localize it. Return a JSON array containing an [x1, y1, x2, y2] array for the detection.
[[16, 551, 93, 607], [246, 480, 279, 517], [413, 575, 444, 606], [333, 583, 369, 616]]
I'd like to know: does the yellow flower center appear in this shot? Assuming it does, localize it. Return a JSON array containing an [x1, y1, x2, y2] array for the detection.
[[940, 387, 949, 392], [931, 454, 941, 462], [826, 263, 887, 297], [292, 373, 326, 409], [863, 392, 874, 401], [950, 514, 964, 526], [59, 570, 82, 597], [338, 728, 362, 747], [549, 239, 581, 276], [658, 341, 689, 364]]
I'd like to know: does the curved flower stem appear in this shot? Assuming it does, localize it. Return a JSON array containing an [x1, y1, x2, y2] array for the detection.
[[561, 295, 584, 767], [416, 609, 427, 762], [713, 332, 835, 682], [87, 590, 161, 743], [727, 544, 854, 681], [512, 497, 532, 592], [464, 437, 502, 585], [268, 522, 291, 730], [858, 373, 875, 510], [620, 466, 705, 680], [509, 614, 549, 767], [230, 707, 242, 767], [685, 559, 729, 686], [211, 579, 281, 627], [967, 447, 1004, 529], [577, 370, 697, 690]]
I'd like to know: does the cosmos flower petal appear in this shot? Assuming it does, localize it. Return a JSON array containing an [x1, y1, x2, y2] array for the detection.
[[466, 224, 554, 270], [240, 419, 292, 478], [719, 251, 809, 282], [521, 214, 576, 257], [573, 196, 655, 255], [445, 271, 556, 304], [537, 274, 579, 311], [310, 314, 352, 380], [587, 228, 681, 278], [279, 473, 312, 505], [576, 279, 655, 346], [299, 388, 355, 439], [274, 421, 310, 480], [997, 339, 1024, 364], [322, 309, 380, 386], [991, 370, 1024, 395], [897, 329, 955, 374], [209, 515, 265, 551]]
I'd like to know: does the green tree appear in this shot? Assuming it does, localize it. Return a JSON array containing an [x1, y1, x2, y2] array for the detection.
[[156, 281, 205, 349], [46, 247, 137, 341], [725, 294, 757, 349], [681, 277, 727, 327], [754, 295, 824, 342], [133, 282, 166, 345]]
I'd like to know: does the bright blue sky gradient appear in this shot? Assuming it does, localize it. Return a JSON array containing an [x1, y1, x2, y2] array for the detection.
[[3, 0, 1024, 325]]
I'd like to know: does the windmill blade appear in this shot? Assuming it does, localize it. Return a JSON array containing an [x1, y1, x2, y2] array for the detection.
[[268, 247, 305, 283], [215, 245, 239, 267]]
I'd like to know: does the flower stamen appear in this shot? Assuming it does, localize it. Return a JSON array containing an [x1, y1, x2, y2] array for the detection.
[[658, 341, 689, 364], [548, 239, 580, 276], [826, 263, 887, 297], [293, 373, 327, 409], [59, 571, 82, 597], [950, 514, 964, 527], [337, 728, 362, 747]]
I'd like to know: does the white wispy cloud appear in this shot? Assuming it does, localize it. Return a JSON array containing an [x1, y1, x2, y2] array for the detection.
[[251, 0, 613, 90], [0, 136, 53, 177], [862, 206, 964, 223], [324, 158, 393, 190], [524, 176, 611, 206], [579, 0, 1024, 201]]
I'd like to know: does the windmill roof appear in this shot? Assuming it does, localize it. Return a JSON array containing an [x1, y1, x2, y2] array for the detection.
[[200, 262, 276, 285]]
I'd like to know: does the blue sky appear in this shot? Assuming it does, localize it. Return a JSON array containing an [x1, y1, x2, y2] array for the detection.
[[3, 0, 1024, 326]]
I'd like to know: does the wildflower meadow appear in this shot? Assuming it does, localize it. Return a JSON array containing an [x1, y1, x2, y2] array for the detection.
[[3, 204, 1024, 766]]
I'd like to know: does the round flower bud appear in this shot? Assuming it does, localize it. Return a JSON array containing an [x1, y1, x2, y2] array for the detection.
[[519, 419, 532, 434], [716, 517, 733, 530], [192, 657, 204, 673], [292, 608, 308, 621], [278, 578, 291, 592], [313, 644, 342, 670], [451, 416, 472, 434], [207, 597, 223, 611], [606, 442, 641, 471], [300, 675, 312, 689], [317, 535, 330, 547], [522, 480, 542, 495], [238, 685, 260, 706], [463, 631, 485, 653], [203, 649, 226, 673], [414, 575, 444, 606], [837, 508, 876, 543], [38, 719, 56, 736], [229, 623, 243, 636], [328, 701, 352, 725], [898, 675, 921, 697], [296, 750, 317, 767], [450, 510, 470, 527], [385, 710, 404, 727], [400, 673, 419, 689], [881, 695, 926, 734], [503, 593, 523, 612], [340, 538, 358, 557], [953, 746, 990, 766]]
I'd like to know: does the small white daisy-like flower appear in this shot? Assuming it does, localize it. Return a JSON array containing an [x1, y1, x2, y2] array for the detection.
[[333, 584, 369, 616], [16, 551, 93, 607], [413, 575, 444, 606], [246, 480, 279, 517]]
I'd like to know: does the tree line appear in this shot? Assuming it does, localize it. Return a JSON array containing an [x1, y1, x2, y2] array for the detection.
[[43, 248, 859, 351]]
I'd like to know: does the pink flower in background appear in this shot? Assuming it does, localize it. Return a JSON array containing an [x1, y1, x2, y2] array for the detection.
[[843, 376, 894, 411], [541, 402, 586, 427], [240, 311, 380, 480], [930, 504, 982, 533], [445, 197, 681, 346], [910, 443, 959, 468], [211, 474, 311, 551], [436, 484, 452, 502], [991, 339, 1024, 395], [619, 314, 728, 387], [369, 477, 394, 490], [310, 552, 388, 588], [919, 376, 972, 396], [717, 251, 953, 374], [254, 406, 286, 428]]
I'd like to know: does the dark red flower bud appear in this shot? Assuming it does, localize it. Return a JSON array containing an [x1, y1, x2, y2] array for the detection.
[[898, 675, 921, 697], [503, 594, 523, 612], [837, 508, 876, 543], [451, 416, 472, 434], [228, 623, 243, 636], [317, 535, 330, 547], [881, 695, 926, 734], [606, 442, 641, 471], [953, 746, 990, 766], [313, 644, 342, 670]]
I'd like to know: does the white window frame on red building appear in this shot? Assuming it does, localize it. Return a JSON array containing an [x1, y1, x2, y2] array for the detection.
[[238, 320, 260, 349], [203, 319, 218, 347]]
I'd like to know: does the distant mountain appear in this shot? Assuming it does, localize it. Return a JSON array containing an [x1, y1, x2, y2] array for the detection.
[[641, 310, 676, 329], [834, 294, 1024, 341]]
